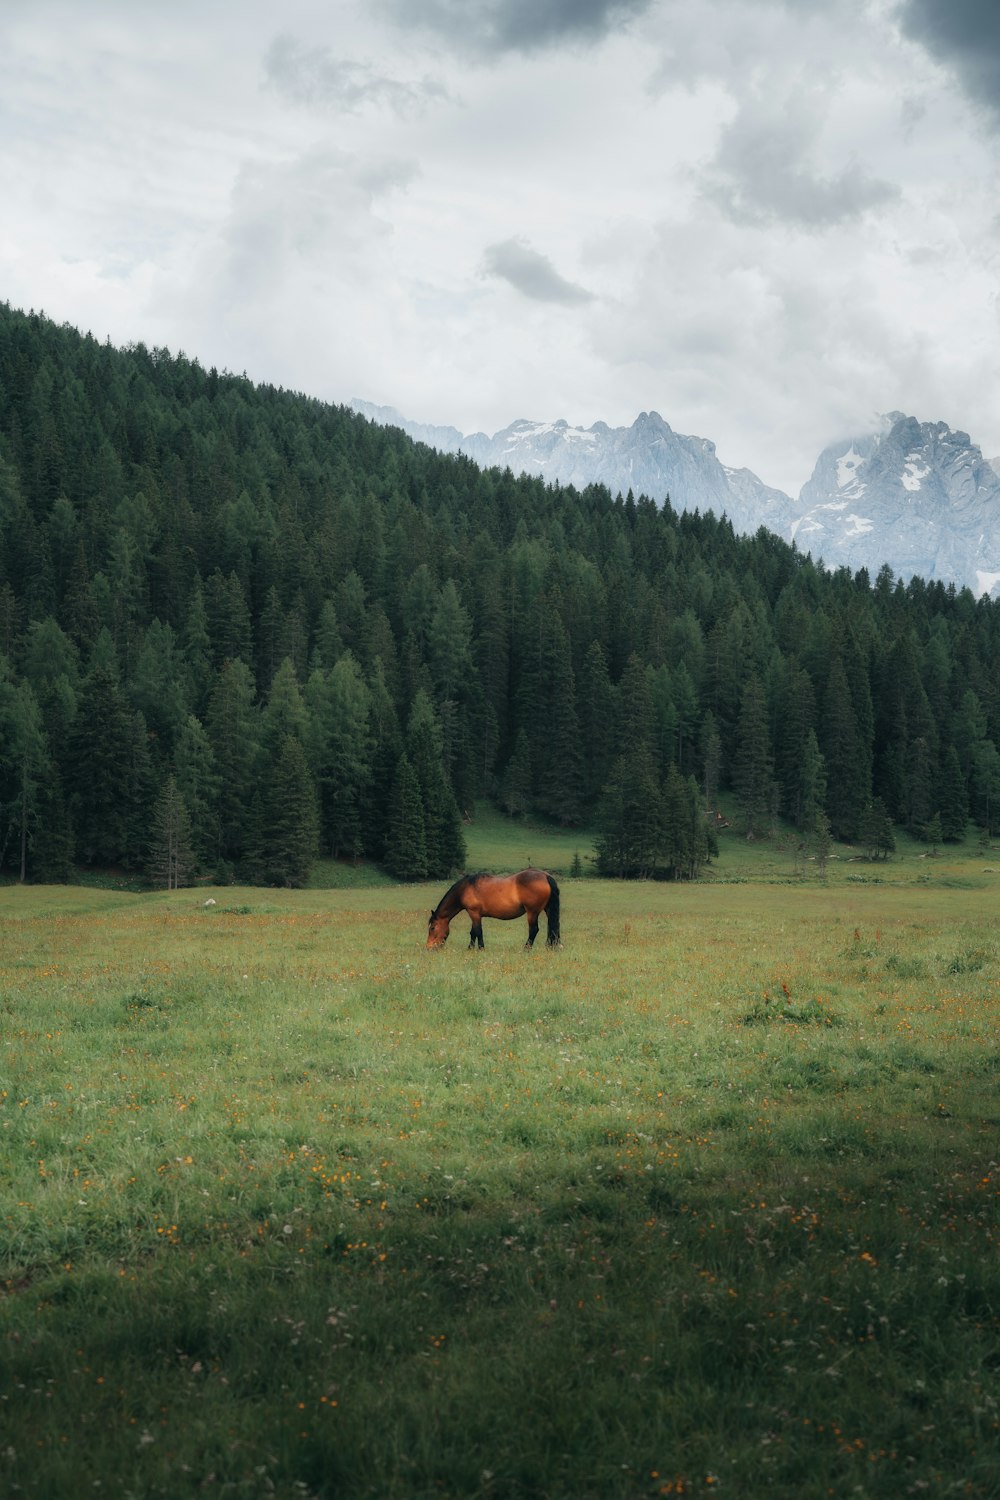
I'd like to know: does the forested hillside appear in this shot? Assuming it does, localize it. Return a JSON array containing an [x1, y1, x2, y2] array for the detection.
[[1, 303, 999, 885]]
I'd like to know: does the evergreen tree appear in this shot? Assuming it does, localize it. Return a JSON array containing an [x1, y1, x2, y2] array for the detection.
[[661, 763, 712, 879], [306, 651, 371, 859], [61, 540, 100, 651], [0, 660, 22, 872], [204, 570, 253, 668], [363, 658, 403, 861], [122, 711, 156, 871], [499, 728, 533, 818], [205, 658, 259, 863], [821, 656, 867, 840], [535, 615, 584, 825], [407, 689, 466, 877], [181, 580, 212, 711], [733, 674, 776, 839], [260, 656, 309, 761], [704, 603, 752, 763], [859, 797, 896, 860], [670, 662, 700, 776], [595, 745, 663, 878], [428, 578, 474, 706], [148, 776, 195, 889], [31, 763, 74, 882], [700, 710, 722, 815], [972, 741, 1000, 834], [67, 661, 134, 864], [812, 808, 832, 879], [774, 662, 816, 823], [129, 618, 189, 756], [173, 714, 220, 865], [384, 754, 429, 881], [335, 571, 368, 660], [311, 599, 343, 672], [577, 640, 616, 804], [938, 745, 968, 842], [797, 729, 827, 835], [618, 652, 655, 752], [258, 734, 319, 887], [905, 735, 935, 839], [9, 681, 48, 881]]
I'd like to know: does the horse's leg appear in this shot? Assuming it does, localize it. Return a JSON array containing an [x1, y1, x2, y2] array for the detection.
[[469, 919, 484, 950], [524, 913, 539, 949]]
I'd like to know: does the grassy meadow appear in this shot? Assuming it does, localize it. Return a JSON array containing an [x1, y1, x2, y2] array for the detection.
[[1, 827, 998, 1497]]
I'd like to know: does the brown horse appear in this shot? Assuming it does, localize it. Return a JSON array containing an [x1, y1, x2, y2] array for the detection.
[[427, 869, 561, 950]]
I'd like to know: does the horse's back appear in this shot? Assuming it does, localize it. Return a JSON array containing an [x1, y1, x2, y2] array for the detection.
[[514, 868, 555, 905], [465, 868, 550, 918]]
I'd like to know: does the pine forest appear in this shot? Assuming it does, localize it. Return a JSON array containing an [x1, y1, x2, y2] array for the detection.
[[2, 302, 999, 887]]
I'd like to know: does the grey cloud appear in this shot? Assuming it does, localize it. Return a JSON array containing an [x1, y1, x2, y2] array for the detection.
[[482, 238, 595, 304], [217, 148, 412, 297], [702, 98, 898, 229], [264, 34, 449, 113], [896, 0, 1000, 123], [376, 0, 652, 56]]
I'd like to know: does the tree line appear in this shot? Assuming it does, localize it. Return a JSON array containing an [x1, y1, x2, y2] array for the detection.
[[1, 303, 999, 886]]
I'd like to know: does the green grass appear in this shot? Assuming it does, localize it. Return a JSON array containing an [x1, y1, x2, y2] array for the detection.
[[21, 799, 997, 897], [1, 876, 998, 1497], [460, 801, 598, 877]]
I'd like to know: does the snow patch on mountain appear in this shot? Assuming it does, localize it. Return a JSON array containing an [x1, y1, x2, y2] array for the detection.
[[836, 447, 864, 489], [792, 413, 1000, 594]]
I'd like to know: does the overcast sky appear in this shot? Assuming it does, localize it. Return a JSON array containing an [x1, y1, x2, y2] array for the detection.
[[2, 0, 999, 495]]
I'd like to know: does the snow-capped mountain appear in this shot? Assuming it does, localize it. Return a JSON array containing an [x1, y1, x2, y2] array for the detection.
[[353, 400, 1000, 596], [351, 401, 793, 539], [792, 414, 1000, 596]]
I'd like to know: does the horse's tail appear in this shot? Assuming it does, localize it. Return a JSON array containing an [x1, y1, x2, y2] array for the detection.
[[545, 873, 561, 945]]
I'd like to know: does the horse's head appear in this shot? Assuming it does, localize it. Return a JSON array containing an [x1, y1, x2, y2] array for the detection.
[[427, 910, 450, 949]]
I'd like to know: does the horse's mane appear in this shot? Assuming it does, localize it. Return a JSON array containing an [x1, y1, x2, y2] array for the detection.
[[428, 876, 485, 918]]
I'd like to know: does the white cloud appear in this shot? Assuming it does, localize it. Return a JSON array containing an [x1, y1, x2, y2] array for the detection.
[[1, 0, 999, 495], [264, 33, 450, 114]]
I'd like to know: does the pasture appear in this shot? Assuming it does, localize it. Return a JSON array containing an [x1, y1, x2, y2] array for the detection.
[[1, 868, 998, 1498]]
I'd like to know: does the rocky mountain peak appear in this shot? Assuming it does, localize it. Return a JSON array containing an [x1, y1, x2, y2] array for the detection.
[[352, 398, 1000, 597], [793, 414, 1000, 594]]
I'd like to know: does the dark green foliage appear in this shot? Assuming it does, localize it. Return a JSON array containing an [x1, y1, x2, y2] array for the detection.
[[595, 745, 663, 878], [362, 659, 403, 861], [534, 614, 583, 825], [733, 673, 776, 839], [172, 714, 220, 865], [147, 775, 195, 889], [596, 749, 714, 881], [821, 656, 867, 840], [661, 764, 712, 879], [306, 652, 371, 859], [938, 744, 968, 842], [384, 754, 428, 880], [256, 734, 319, 887], [204, 658, 259, 865], [2, 301, 1000, 883], [66, 662, 135, 864], [406, 690, 466, 878], [859, 796, 896, 859], [577, 640, 616, 802], [499, 728, 533, 818]]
